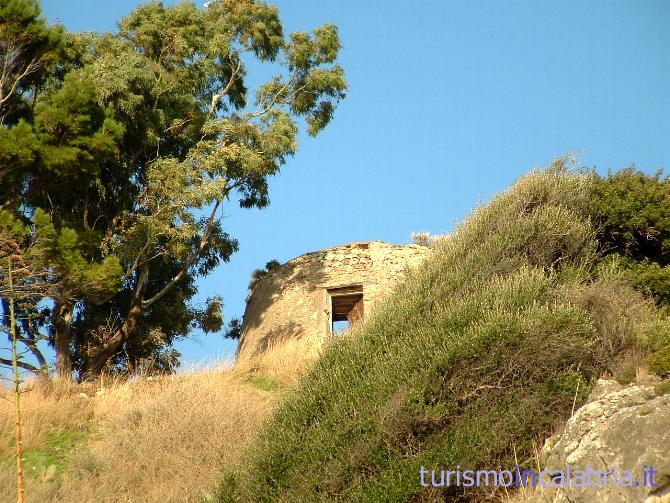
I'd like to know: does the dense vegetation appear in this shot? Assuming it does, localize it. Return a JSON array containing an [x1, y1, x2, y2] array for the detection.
[[0, 0, 346, 379], [591, 167, 670, 309], [216, 166, 670, 502]]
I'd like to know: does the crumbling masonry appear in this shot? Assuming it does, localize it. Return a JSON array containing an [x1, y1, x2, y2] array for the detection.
[[235, 241, 431, 362]]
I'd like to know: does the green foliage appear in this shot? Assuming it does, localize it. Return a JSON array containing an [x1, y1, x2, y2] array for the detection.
[[198, 296, 225, 334], [216, 168, 667, 502], [0, 0, 62, 204], [34, 72, 124, 178], [1, 0, 347, 377], [248, 259, 281, 290], [606, 257, 670, 310], [587, 168, 670, 375], [0, 0, 63, 124], [223, 317, 242, 340], [205, 0, 284, 61], [249, 376, 280, 392], [31, 209, 122, 304], [0, 120, 38, 174], [649, 347, 670, 376], [590, 168, 670, 305], [642, 318, 670, 354], [590, 168, 670, 260], [0, 210, 29, 242]]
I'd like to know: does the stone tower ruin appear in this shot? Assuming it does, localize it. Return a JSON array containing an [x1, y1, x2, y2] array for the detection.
[[235, 241, 431, 363]]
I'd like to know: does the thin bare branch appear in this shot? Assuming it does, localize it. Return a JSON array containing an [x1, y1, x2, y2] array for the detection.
[[0, 51, 45, 109], [248, 73, 296, 119], [208, 55, 243, 118]]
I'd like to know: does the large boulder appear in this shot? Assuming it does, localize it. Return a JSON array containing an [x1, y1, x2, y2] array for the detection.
[[515, 377, 670, 502]]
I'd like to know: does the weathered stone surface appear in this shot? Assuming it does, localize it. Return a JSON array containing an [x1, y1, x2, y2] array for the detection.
[[235, 241, 431, 363], [516, 377, 670, 503]]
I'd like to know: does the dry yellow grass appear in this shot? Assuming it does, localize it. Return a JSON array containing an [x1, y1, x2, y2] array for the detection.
[[234, 336, 323, 385], [0, 339, 314, 503]]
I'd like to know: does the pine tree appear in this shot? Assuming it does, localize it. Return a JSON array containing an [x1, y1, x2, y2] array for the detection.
[[1, 0, 347, 379]]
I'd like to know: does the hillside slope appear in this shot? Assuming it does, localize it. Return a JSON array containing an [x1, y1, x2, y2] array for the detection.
[[0, 347, 311, 503], [217, 167, 670, 502]]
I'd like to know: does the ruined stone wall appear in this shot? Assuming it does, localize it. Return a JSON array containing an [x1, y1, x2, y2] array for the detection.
[[235, 241, 431, 363]]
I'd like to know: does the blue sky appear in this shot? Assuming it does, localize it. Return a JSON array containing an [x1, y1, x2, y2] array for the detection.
[[39, 0, 669, 366]]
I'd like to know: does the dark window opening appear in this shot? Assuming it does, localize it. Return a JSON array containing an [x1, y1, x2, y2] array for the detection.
[[329, 285, 364, 335]]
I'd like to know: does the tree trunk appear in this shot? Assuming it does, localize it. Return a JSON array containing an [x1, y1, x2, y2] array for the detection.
[[84, 301, 143, 379], [83, 265, 149, 380], [53, 299, 74, 380]]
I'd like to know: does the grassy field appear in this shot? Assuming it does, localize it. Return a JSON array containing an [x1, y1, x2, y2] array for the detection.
[[215, 168, 670, 502], [0, 338, 315, 503]]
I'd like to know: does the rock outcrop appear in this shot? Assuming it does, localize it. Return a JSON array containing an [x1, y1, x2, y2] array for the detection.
[[516, 377, 670, 502]]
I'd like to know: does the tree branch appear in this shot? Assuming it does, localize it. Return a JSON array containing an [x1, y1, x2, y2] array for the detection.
[[119, 238, 153, 286], [208, 55, 243, 118], [141, 199, 221, 309], [19, 318, 47, 370], [0, 357, 38, 373], [0, 50, 44, 109], [248, 73, 297, 119]]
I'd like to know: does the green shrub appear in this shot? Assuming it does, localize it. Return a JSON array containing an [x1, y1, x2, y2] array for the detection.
[[22, 429, 85, 483], [649, 346, 670, 376], [654, 380, 670, 396], [589, 167, 670, 306], [217, 167, 667, 502]]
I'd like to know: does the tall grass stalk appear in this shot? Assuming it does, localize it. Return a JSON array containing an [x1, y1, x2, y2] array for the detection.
[[8, 259, 25, 503]]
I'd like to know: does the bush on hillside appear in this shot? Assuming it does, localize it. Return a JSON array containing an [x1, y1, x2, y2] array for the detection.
[[217, 165, 670, 502], [590, 167, 670, 307]]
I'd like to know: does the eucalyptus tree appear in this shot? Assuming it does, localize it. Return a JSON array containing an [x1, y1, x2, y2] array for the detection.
[[0, 0, 347, 379], [0, 0, 62, 125]]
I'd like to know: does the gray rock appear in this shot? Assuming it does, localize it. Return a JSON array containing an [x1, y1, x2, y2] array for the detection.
[[514, 378, 670, 503]]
